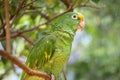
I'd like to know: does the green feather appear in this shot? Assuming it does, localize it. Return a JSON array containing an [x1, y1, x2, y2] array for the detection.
[[20, 12, 81, 80]]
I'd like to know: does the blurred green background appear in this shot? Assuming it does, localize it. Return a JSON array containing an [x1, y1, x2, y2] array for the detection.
[[0, 0, 120, 80]]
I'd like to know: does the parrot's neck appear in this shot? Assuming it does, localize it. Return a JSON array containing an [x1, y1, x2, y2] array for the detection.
[[56, 30, 74, 41], [54, 30, 74, 52]]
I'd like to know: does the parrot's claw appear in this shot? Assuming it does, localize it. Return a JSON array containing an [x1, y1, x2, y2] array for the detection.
[[50, 74, 55, 80]]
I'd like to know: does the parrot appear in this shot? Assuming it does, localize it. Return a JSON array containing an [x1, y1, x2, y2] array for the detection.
[[20, 12, 84, 80]]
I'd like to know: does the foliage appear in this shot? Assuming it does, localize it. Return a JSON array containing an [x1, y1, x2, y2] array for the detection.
[[67, 0, 120, 80], [0, 0, 120, 80]]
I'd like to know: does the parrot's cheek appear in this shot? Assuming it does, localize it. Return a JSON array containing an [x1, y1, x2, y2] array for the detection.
[[77, 20, 85, 31]]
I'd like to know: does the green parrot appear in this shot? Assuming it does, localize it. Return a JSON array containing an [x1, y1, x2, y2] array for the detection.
[[20, 12, 84, 80]]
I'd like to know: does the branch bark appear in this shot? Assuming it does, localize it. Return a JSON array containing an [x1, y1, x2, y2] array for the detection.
[[0, 6, 74, 41], [0, 32, 35, 46], [78, 4, 105, 9], [14, 7, 73, 34], [20, 34, 35, 45], [60, 0, 71, 8], [10, 0, 26, 19], [0, 50, 51, 80], [0, 32, 22, 41], [22, 0, 37, 8], [4, 0, 11, 53]]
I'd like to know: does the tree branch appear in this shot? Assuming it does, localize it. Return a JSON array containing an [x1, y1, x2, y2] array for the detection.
[[1, 0, 85, 42], [0, 50, 51, 80], [0, 0, 26, 32], [22, 0, 37, 8], [0, 0, 4, 9], [0, 13, 3, 25], [60, 0, 71, 8], [62, 69, 67, 80], [24, 9, 50, 20], [4, 0, 11, 53], [0, 5, 74, 41], [10, 0, 26, 19], [0, 31, 21, 41], [14, 7, 73, 34], [79, 4, 105, 9], [19, 34, 35, 45]]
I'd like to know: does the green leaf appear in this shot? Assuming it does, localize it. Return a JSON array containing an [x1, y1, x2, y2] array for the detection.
[[92, 0, 100, 3]]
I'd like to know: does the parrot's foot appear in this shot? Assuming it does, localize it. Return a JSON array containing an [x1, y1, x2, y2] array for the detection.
[[50, 74, 55, 80]]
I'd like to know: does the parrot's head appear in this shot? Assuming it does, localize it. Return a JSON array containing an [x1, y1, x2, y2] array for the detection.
[[50, 12, 85, 34]]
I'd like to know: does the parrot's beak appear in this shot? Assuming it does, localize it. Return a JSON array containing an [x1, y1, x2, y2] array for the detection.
[[77, 13, 85, 31]]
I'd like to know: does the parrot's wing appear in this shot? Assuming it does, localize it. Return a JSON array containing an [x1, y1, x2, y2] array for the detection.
[[26, 34, 56, 69]]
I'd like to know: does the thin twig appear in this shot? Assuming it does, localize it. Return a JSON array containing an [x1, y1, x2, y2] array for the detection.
[[10, 12, 25, 28], [22, 0, 37, 8], [4, 0, 11, 53], [78, 4, 105, 9], [24, 9, 50, 20], [0, 5, 73, 41], [60, 0, 71, 8], [1, 0, 26, 39], [10, 0, 26, 19], [0, 32, 21, 41], [10, 9, 49, 28], [0, 14, 3, 25], [1, 0, 77, 42], [10, 0, 37, 28], [0, 50, 51, 80], [72, 0, 80, 8], [15, 7, 73, 33], [20, 34, 35, 45], [62, 69, 67, 80], [4, 0, 25, 30], [0, 0, 4, 9]]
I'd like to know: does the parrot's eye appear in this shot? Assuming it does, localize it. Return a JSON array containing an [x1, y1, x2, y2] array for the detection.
[[72, 14, 78, 19]]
